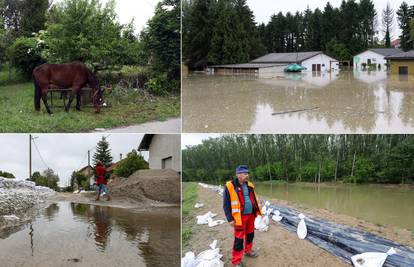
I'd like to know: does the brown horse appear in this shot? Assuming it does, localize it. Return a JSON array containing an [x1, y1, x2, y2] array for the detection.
[[33, 61, 103, 114]]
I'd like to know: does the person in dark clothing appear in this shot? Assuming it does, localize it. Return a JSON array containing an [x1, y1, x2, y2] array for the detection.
[[95, 162, 110, 201], [223, 165, 261, 267]]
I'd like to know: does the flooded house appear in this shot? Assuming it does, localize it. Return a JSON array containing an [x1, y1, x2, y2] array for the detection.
[[138, 134, 181, 172], [353, 48, 402, 70], [207, 51, 339, 76], [385, 50, 414, 75]]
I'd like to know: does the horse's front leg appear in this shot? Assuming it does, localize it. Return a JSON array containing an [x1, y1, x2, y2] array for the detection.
[[65, 87, 80, 112], [76, 92, 81, 111], [41, 90, 53, 115]]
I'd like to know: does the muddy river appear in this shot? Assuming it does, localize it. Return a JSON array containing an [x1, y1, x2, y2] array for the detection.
[[255, 182, 414, 231], [183, 72, 414, 133], [0, 202, 180, 267]]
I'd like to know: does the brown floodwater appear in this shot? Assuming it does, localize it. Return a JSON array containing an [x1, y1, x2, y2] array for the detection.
[[255, 182, 414, 231], [0, 202, 180, 267], [183, 71, 414, 133]]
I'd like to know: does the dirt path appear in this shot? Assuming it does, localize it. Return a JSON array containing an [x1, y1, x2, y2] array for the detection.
[[183, 185, 347, 266], [95, 117, 181, 133]]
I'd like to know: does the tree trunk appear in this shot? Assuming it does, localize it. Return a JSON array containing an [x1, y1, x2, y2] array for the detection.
[[351, 151, 356, 177], [334, 147, 339, 182]]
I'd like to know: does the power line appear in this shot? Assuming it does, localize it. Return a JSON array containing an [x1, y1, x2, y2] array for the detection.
[[31, 138, 51, 170]]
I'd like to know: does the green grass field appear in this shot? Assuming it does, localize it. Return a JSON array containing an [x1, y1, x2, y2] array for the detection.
[[182, 182, 198, 247], [0, 82, 180, 132]]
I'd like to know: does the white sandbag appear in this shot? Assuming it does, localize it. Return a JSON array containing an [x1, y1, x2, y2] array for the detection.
[[196, 211, 217, 225], [271, 210, 283, 222], [182, 240, 224, 267], [208, 220, 225, 227], [297, 213, 307, 239], [351, 247, 396, 267], [181, 252, 196, 267], [254, 215, 269, 232], [194, 203, 204, 208], [196, 212, 224, 227], [3, 215, 19, 221]]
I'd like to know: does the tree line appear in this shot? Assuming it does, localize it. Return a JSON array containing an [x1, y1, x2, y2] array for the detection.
[[183, 0, 414, 69], [182, 135, 414, 185], [0, 0, 180, 94]]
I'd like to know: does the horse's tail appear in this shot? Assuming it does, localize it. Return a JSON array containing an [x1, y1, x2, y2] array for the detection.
[[33, 75, 42, 111]]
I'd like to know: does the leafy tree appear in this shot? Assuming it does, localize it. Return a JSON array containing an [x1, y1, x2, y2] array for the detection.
[[42, 168, 60, 191], [397, 2, 414, 51], [39, 0, 137, 71], [70, 171, 88, 190], [326, 39, 352, 61], [8, 37, 45, 78], [182, 135, 413, 184], [114, 149, 149, 177], [0, 170, 15, 178], [93, 136, 113, 168], [182, 0, 215, 69], [29, 169, 59, 191], [142, 0, 180, 94]]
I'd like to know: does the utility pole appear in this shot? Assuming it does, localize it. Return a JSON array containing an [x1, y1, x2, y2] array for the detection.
[[88, 150, 90, 167], [29, 134, 32, 179]]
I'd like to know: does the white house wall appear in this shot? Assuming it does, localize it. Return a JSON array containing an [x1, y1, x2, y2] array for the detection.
[[353, 51, 387, 71], [302, 54, 339, 72], [148, 134, 181, 172]]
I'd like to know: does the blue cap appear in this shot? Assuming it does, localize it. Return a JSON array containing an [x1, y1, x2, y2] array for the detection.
[[236, 165, 249, 174]]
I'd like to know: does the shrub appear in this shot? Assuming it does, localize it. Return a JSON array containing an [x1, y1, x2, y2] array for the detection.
[[146, 73, 176, 96], [114, 149, 149, 177], [8, 37, 45, 79]]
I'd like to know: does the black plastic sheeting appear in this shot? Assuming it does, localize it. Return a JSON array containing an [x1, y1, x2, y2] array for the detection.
[[263, 199, 414, 267]]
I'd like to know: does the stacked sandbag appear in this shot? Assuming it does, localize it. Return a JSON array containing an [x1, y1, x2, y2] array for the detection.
[[0, 177, 55, 216]]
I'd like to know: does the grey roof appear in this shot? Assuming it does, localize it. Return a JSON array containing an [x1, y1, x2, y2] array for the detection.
[[209, 63, 286, 69], [367, 48, 403, 57], [251, 51, 323, 63], [385, 50, 414, 60]]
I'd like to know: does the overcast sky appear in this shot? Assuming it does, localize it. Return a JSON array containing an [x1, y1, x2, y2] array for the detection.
[[56, 0, 161, 33], [247, 0, 405, 38], [181, 134, 222, 149], [0, 134, 148, 187]]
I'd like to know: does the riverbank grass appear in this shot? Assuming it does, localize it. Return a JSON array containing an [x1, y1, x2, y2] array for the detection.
[[182, 182, 198, 247], [0, 82, 180, 132]]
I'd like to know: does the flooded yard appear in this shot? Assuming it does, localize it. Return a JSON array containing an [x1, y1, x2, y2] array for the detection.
[[0, 202, 180, 267], [255, 182, 414, 231], [183, 72, 414, 133]]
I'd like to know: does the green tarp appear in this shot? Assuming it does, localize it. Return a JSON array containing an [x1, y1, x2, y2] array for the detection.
[[284, 63, 306, 72]]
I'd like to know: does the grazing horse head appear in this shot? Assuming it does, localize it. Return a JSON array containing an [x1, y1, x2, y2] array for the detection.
[[87, 70, 104, 113]]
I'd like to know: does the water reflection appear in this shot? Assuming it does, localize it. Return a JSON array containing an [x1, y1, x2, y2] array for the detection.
[[0, 202, 180, 267], [183, 72, 414, 133]]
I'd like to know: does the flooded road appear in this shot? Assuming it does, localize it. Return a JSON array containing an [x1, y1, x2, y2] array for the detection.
[[183, 72, 414, 133], [255, 182, 414, 231], [0, 202, 180, 267]]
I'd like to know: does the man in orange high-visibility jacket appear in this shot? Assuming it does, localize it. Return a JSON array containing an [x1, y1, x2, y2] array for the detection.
[[223, 165, 261, 267]]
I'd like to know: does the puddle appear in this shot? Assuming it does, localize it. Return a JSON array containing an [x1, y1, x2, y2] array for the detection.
[[0, 202, 180, 266], [183, 71, 414, 133]]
